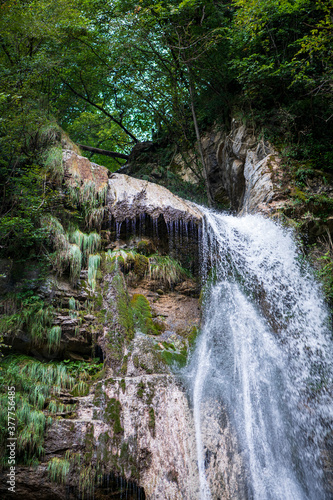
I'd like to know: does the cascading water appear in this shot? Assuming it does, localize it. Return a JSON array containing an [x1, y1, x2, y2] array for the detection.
[[189, 208, 333, 500]]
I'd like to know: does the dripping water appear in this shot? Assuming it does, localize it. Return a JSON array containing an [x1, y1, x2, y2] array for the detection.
[[189, 208, 333, 500]]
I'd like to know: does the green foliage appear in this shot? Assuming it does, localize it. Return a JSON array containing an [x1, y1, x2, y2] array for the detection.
[[0, 354, 104, 467], [47, 326, 62, 353], [62, 359, 104, 385], [106, 249, 137, 272], [0, 295, 55, 347], [88, 254, 101, 291], [66, 112, 129, 172], [149, 255, 192, 287], [317, 252, 333, 302], [229, 0, 333, 170], [40, 215, 82, 284], [70, 230, 101, 265], [68, 297, 76, 310], [44, 146, 64, 184], [69, 244, 82, 285], [40, 219, 103, 285], [48, 458, 70, 484], [67, 180, 107, 222], [0, 355, 75, 462], [0, 165, 58, 258]]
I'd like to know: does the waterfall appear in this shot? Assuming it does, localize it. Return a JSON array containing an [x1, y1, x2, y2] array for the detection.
[[189, 208, 333, 500]]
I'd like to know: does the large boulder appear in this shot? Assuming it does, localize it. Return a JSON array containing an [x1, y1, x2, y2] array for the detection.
[[107, 173, 202, 224]]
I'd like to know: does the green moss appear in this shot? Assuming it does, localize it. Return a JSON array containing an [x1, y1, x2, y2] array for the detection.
[[119, 378, 126, 393], [188, 325, 199, 350], [97, 431, 111, 463], [160, 350, 187, 368], [133, 355, 140, 369], [137, 380, 145, 398], [148, 407, 155, 433], [113, 273, 134, 340], [84, 422, 95, 462], [292, 187, 308, 202], [315, 251, 333, 303], [137, 239, 153, 256], [104, 398, 123, 435], [120, 354, 128, 375], [93, 382, 103, 406], [134, 254, 149, 278], [131, 294, 159, 335], [153, 319, 165, 333], [146, 382, 155, 405], [107, 335, 124, 363]]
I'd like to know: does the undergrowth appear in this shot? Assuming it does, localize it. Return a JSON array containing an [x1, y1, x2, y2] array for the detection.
[[107, 248, 192, 288], [0, 355, 103, 466]]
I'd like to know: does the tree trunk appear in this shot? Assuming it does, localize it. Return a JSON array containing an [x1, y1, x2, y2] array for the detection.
[[187, 69, 214, 207]]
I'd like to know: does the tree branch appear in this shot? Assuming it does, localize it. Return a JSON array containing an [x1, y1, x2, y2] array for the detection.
[[78, 144, 129, 160], [59, 78, 139, 143]]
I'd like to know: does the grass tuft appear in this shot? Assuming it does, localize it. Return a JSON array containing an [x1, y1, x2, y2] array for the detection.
[[88, 254, 101, 291], [148, 255, 192, 287], [48, 457, 70, 484]]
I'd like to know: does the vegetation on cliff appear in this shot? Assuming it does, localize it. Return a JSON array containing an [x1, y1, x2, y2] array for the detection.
[[0, 0, 332, 288]]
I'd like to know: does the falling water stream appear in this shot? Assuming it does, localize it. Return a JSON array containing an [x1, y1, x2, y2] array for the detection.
[[189, 208, 333, 500]]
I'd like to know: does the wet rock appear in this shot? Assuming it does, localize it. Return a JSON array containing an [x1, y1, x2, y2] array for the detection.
[[201, 121, 281, 213], [107, 173, 202, 224]]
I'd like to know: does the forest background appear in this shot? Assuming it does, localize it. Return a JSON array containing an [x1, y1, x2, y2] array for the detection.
[[0, 0, 332, 301]]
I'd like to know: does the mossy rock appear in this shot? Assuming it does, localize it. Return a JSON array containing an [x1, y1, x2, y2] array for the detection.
[[152, 318, 165, 334], [134, 254, 149, 278], [131, 293, 159, 335], [131, 337, 169, 375], [104, 397, 123, 435], [136, 239, 155, 256]]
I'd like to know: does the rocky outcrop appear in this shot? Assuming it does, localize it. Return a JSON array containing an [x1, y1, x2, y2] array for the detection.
[[63, 149, 109, 197], [200, 120, 285, 214], [63, 150, 202, 226], [0, 145, 249, 500], [8, 374, 200, 500], [200, 400, 247, 500], [107, 173, 202, 224]]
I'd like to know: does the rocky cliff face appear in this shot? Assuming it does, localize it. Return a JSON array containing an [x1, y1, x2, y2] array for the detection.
[[0, 150, 246, 500], [200, 120, 285, 214], [199, 120, 333, 243]]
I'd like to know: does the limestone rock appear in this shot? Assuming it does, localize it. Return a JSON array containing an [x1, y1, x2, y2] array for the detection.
[[201, 120, 285, 215], [63, 149, 109, 197], [107, 173, 202, 224]]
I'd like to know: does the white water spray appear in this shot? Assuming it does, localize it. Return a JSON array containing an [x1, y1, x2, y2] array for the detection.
[[190, 208, 333, 500]]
